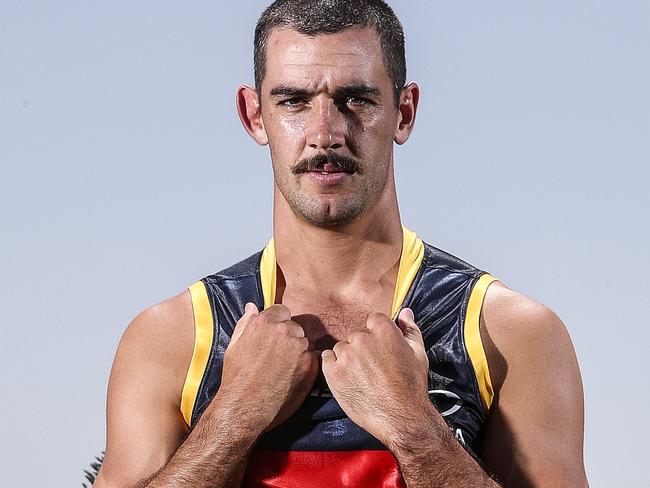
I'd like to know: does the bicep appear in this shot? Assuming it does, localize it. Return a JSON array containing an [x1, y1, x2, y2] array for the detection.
[[480, 285, 588, 487], [96, 292, 194, 487]]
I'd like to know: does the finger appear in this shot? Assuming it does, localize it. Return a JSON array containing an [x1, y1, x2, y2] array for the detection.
[[283, 320, 306, 338], [347, 328, 371, 343], [244, 302, 259, 316], [321, 349, 336, 362], [321, 349, 337, 377], [397, 308, 425, 350], [332, 340, 349, 357], [260, 303, 292, 323], [365, 311, 393, 330], [232, 302, 259, 341]]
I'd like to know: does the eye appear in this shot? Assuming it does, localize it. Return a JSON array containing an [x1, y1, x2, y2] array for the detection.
[[346, 96, 372, 107], [279, 97, 306, 108]]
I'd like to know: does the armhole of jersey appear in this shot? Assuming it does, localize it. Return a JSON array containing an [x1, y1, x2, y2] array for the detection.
[[464, 273, 498, 413], [180, 281, 215, 426]]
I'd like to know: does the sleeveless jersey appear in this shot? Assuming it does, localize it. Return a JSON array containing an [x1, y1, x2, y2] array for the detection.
[[180, 228, 497, 487]]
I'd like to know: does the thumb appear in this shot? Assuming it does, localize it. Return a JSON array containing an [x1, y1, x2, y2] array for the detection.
[[397, 308, 424, 351], [232, 302, 259, 341], [320, 349, 336, 378], [244, 302, 259, 315]]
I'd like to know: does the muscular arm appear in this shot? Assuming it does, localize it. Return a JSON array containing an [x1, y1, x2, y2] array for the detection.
[[479, 283, 588, 487], [93, 292, 255, 487], [94, 298, 318, 488], [93, 291, 193, 487]]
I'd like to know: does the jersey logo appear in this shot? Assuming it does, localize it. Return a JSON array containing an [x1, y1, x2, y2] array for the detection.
[[428, 389, 463, 417]]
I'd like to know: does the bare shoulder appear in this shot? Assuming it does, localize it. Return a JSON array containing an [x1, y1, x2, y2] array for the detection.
[[479, 280, 583, 411], [117, 290, 195, 387], [479, 281, 588, 487], [480, 282, 576, 378], [110, 288, 195, 418], [95, 290, 195, 487]]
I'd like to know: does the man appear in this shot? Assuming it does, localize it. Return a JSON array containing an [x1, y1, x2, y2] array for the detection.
[[94, 1, 588, 486]]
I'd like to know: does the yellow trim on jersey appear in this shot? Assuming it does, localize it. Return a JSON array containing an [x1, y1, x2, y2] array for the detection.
[[259, 227, 424, 317], [464, 273, 498, 412], [391, 227, 425, 319], [180, 281, 215, 426], [260, 238, 277, 309]]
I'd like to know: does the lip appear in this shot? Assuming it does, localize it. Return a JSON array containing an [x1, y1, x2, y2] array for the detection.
[[304, 171, 351, 185]]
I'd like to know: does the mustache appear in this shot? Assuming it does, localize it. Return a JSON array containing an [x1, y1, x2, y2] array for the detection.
[[292, 153, 362, 175]]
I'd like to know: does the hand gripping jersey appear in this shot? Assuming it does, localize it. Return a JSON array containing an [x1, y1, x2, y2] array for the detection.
[[180, 228, 497, 487]]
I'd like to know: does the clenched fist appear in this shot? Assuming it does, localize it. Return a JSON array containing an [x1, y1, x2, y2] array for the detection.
[[321, 308, 431, 448], [214, 303, 320, 433]]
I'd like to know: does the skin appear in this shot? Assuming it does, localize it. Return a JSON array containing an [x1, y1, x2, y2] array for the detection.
[[94, 27, 588, 487]]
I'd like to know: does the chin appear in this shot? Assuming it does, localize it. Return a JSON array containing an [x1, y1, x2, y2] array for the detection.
[[297, 201, 366, 228], [280, 184, 371, 227]]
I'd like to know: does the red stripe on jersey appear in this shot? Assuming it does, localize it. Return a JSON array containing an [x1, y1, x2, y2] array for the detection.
[[242, 450, 406, 487]]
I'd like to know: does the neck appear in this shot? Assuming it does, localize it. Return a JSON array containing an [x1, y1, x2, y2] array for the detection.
[[272, 177, 403, 296]]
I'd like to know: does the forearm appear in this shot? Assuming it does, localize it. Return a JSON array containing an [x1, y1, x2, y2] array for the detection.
[[138, 395, 263, 488], [390, 404, 500, 488]]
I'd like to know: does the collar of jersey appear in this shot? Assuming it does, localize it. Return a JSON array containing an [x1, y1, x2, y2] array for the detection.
[[260, 226, 424, 320]]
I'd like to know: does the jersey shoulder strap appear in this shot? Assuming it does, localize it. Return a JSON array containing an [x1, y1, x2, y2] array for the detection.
[[181, 250, 264, 425]]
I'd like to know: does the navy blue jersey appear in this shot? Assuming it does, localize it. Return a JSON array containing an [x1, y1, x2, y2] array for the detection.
[[180, 228, 496, 487]]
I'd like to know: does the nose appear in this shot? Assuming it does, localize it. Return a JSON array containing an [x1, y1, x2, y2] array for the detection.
[[306, 97, 345, 151]]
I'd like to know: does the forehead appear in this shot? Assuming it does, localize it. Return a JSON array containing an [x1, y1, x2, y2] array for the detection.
[[263, 27, 390, 91]]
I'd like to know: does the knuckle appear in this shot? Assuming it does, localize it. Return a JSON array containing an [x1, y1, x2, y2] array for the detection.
[[296, 336, 310, 350], [366, 311, 390, 326], [288, 337, 310, 358], [275, 321, 289, 334], [348, 329, 370, 343], [270, 304, 291, 318], [287, 320, 306, 337], [287, 335, 307, 349], [276, 322, 302, 337]]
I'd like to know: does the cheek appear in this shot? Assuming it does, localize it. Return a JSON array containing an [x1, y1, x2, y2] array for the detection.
[[353, 120, 395, 158], [353, 108, 396, 143], [278, 114, 307, 139], [263, 105, 306, 134], [266, 113, 307, 155]]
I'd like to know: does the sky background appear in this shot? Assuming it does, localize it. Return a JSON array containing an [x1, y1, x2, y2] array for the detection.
[[1, 1, 648, 486]]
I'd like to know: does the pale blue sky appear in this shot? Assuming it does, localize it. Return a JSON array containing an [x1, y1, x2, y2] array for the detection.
[[1, 1, 648, 486]]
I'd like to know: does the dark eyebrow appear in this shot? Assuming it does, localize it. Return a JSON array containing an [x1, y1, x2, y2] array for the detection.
[[269, 86, 314, 98], [333, 84, 382, 99], [268, 83, 382, 99]]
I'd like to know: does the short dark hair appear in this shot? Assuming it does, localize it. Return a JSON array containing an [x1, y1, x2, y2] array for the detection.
[[254, 0, 406, 105]]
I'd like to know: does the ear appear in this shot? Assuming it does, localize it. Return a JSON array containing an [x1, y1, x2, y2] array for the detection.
[[237, 84, 268, 145], [394, 82, 420, 145]]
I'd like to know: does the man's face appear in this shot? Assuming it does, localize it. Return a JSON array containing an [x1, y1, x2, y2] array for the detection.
[[259, 27, 401, 226]]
